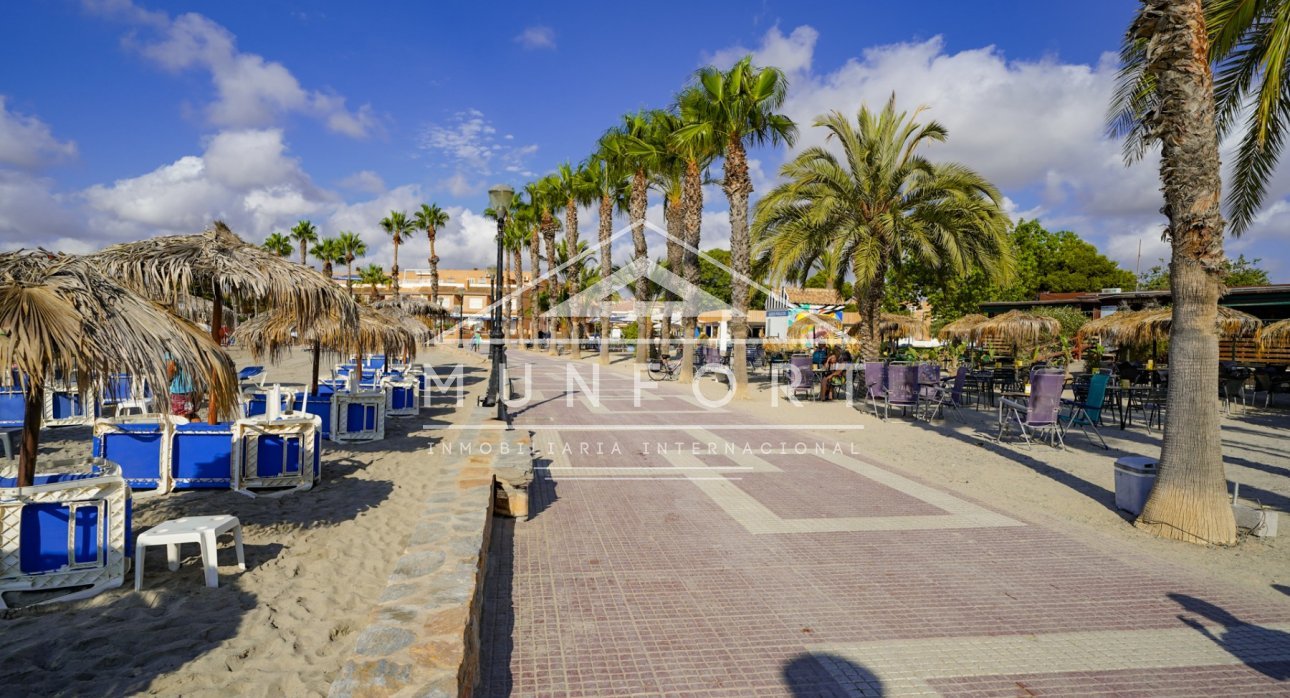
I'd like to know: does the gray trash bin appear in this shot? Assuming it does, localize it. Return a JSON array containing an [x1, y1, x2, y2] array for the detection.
[[1114, 456, 1158, 515]]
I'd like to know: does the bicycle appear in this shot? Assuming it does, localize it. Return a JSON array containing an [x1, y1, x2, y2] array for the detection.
[[647, 353, 679, 381]]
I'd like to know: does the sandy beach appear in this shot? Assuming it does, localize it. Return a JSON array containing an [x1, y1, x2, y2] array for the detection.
[[1, 346, 488, 697]]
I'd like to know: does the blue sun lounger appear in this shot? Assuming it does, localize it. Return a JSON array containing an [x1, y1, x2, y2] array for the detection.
[[0, 460, 131, 608]]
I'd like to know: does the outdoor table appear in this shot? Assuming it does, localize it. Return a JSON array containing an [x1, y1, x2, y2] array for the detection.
[[1108, 384, 1155, 429]]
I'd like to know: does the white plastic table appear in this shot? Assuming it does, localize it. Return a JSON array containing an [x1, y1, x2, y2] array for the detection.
[[134, 515, 245, 590]]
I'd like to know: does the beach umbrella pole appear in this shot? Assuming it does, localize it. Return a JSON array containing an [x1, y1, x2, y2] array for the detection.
[[208, 284, 224, 424], [311, 339, 321, 396], [18, 383, 44, 487]]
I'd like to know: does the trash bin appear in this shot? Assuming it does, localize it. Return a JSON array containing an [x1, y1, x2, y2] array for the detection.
[[1114, 456, 1158, 515]]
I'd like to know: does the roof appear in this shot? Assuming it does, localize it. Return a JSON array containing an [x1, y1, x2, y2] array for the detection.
[[777, 287, 846, 306], [979, 284, 1290, 320]]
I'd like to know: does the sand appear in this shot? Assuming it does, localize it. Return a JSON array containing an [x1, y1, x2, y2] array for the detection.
[[1, 346, 489, 697]]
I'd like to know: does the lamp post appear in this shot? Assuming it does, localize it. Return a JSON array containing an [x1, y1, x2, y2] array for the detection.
[[485, 184, 513, 420]]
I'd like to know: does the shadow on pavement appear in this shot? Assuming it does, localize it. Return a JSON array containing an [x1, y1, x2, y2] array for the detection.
[[783, 652, 884, 697], [1171, 593, 1290, 680]]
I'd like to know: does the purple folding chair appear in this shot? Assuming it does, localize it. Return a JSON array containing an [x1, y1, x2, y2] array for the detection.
[[927, 365, 968, 422], [788, 354, 817, 400], [863, 362, 886, 417], [882, 364, 920, 419], [997, 369, 1066, 447]]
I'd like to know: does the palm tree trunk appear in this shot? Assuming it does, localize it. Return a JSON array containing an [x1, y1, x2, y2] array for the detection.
[[346, 258, 354, 297], [599, 194, 613, 365], [567, 199, 582, 359], [300, 243, 307, 267], [679, 159, 703, 384], [725, 137, 752, 399], [544, 226, 559, 356], [429, 228, 439, 304], [1134, 0, 1235, 545], [530, 231, 541, 345], [391, 241, 401, 298], [630, 168, 651, 364], [660, 193, 683, 361], [17, 383, 44, 487], [855, 262, 886, 361], [511, 248, 521, 341]]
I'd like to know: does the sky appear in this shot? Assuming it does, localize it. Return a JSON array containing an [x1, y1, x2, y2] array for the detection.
[[1, 0, 1287, 282]]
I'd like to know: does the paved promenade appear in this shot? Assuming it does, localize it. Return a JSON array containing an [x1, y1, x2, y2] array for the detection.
[[480, 352, 1290, 696]]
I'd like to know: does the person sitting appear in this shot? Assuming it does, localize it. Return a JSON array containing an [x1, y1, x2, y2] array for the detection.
[[819, 347, 840, 401]]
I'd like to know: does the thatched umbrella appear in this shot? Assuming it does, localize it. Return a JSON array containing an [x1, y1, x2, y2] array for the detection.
[[92, 221, 357, 420], [1258, 318, 1290, 348], [789, 312, 845, 343], [1, 251, 237, 486], [937, 314, 988, 341], [1094, 306, 1262, 347], [372, 295, 446, 317], [233, 305, 418, 389], [971, 310, 1061, 346]]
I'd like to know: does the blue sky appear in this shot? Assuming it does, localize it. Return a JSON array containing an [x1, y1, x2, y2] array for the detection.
[[2, 0, 1285, 281]]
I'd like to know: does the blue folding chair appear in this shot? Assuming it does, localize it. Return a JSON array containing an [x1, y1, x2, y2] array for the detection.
[[1062, 373, 1109, 449]]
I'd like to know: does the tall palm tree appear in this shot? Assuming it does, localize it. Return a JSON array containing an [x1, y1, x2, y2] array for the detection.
[[1108, 0, 1238, 544], [586, 153, 629, 364], [262, 232, 292, 257], [675, 56, 797, 398], [645, 112, 686, 361], [673, 87, 719, 383], [601, 110, 670, 363], [357, 263, 391, 302], [380, 210, 414, 298], [289, 220, 318, 267], [555, 161, 597, 358], [503, 205, 529, 341], [414, 203, 450, 304], [753, 98, 1011, 361], [533, 175, 564, 355], [309, 237, 344, 278], [336, 231, 366, 296]]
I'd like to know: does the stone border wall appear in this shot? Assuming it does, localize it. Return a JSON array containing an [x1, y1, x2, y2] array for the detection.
[[329, 400, 528, 697]]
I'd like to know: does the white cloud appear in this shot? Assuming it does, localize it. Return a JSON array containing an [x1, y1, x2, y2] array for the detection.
[[0, 171, 82, 249], [87, 0, 375, 137], [514, 26, 556, 50], [338, 169, 385, 194], [0, 97, 78, 169], [705, 25, 817, 77], [82, 128, 333, 241], [418, 109, 539, 191]]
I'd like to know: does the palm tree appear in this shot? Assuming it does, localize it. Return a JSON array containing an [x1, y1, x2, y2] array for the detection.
[[262, 232, 292, 257], [555, 161, 597, 358], [310, 237, 344, 278], [647, 112, 686, 361], [1107, 0, 1237, 544], [586, 153, 629, 364], [379, 210, 414, 298], [601, 110, 670, 363], [336, 231, 366, 296], [675, 56, 797, 398], [508, 197, 539, 343], [673, 88, 719, 383], [414, 203, 450, 304], [289, 220, 318, 267], [532, 175, 564, 354], [357, 263, 391, 301], [754, 98, 1011, 361], [503, 206, 529, 340]]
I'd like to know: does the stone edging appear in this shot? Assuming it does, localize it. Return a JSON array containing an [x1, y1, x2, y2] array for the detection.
[[329, 400, 529, 697]]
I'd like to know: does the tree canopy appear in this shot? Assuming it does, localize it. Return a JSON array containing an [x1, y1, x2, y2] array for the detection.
[[1138, 254, 1270, 290]]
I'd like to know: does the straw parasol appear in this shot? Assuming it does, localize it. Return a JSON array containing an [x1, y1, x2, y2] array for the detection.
[[970, 310, 1061, 346], [937, 314, 988, 341], [233, 305, 418, 382], [847, 313, 931, 340], [789, 312, 845, 342], [1091, 306, 1262, 347], [1, 251, 238, 486], [92, 221, 357, 420], [371, 295, 447, 317], [1258, 318, 1290, 348]]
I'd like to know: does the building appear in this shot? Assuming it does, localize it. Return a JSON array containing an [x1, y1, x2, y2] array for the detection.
[[336, 267, 533, 331]]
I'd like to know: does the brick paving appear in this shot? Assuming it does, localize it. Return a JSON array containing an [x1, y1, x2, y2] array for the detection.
[[480, 353, 1290, 696]]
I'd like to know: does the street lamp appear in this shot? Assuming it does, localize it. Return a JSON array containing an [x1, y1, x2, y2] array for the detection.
[[485, 184, 513, 420]]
